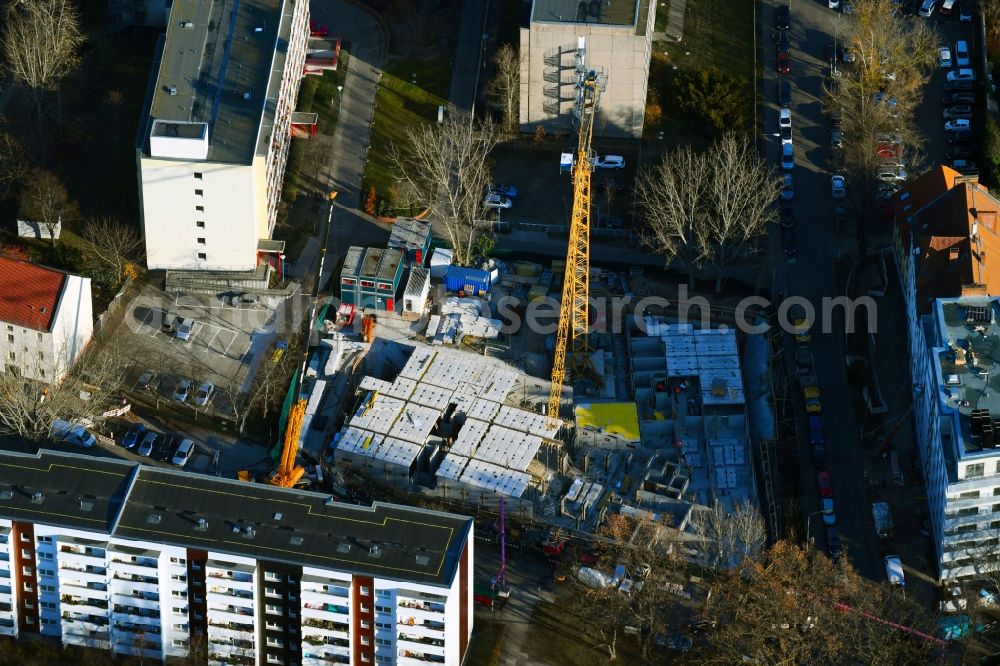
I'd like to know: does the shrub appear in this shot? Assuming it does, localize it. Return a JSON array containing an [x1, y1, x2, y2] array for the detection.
[[986, 117, 1000, 186], [364, 187, 377, 215], [673, 67, 750, 136]]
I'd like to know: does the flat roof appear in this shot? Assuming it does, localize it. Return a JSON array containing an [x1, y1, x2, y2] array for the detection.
[[933, 298, 1000, 458], [359, 248, 403, 282], [531, 0, 638, 25], [575, 402, 641, 442], [0, 450, 471, 587], [147, 0, 291, 163], [388, 218, 432, 253]]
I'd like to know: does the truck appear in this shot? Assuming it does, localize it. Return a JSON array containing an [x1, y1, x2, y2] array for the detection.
[[801, 374, 822, 413], [872, 501, 894, 538]]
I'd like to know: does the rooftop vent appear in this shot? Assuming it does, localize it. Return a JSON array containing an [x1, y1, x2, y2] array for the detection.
[[31, 491, 44, 504], [415, 554, 430, 566], [195, 518, 208, 531], [369, 544, 382, 557], [290, 536, 304, 546], [79, 499, 95, 512], [243, 92, 252, 102], [146, 513, 162, 525], [243, 526, 255, 538], [253, 26, 263, 32], [232, 523, 242, 533], [168, 86, 178, 96], [273, 512, 283, 521], [181, 20, 194, 28], [324, 496, 336, 506], [336, 543, 351, 554], [0, 489, 12, 500]]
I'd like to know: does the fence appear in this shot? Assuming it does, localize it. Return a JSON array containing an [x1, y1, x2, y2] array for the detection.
[[96, 278, 136, 340]]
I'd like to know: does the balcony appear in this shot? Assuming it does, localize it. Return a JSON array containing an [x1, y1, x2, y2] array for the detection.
[[59, 547, 106, 568], [113, 603, 160, 621], [397, 632, 445, 649], [302, 653, 350, 665], [208, 651, 255, 666], [208, 620, 254, 634], [398, 650, 446, 665], [398, 617, 446, 635], [113, 621, 162, 638], [208, 585, 254, 601], [112, 592, 159, 611], [398, 599, 445, 615], [111, 560, 160, 579], [302, 602, 350, 622], [302, 618, 350, 634], [208, 605, 254, 625]]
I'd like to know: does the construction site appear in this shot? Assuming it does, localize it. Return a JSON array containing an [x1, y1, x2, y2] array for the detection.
[[237, 37, 782, 564]]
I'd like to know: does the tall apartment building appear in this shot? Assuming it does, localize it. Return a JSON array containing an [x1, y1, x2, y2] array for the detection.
[[137, 0, 309, 271], [519, 0, 656, 138], [892, 167, 1000, 581], [0, 257, 93, 383], [0, 449, 474, 665]]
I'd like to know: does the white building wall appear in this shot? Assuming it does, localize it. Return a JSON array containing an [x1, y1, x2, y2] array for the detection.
[[0, 522, 14, 637], [205, 551, 259, 666], [0, 273, 91, 384], [139, 159, 260, 271]]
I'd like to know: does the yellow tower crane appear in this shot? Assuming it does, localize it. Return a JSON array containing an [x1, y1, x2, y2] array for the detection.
[[547, 72, 600, 430], [269, 398, 307, 488]]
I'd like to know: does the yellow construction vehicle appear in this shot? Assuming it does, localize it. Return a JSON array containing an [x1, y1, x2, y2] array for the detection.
[[547, 66, 601, 430]]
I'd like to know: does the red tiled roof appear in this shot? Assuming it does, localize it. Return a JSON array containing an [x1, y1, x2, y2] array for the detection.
[[0, 256, 67, 332]]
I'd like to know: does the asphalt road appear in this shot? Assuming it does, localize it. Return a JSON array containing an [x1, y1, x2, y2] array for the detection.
[[762, 0, 883, 584], [764, 0, 979, 600]]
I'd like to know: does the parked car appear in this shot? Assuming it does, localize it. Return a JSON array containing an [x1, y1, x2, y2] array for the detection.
[[945, 78, 975, 91], [831, 175, 846, 199], [137, 431, 158, 457], [487, 183, 518, 197], [482, 193, 513, 209], [947, 69, 976, 82], [942, 92, 976, 105], [51, 420, 96, 448], [939, 46, 953, 68], [174, 317, 195, 341], [955, 40, 970, 67], [941, 0, 957, 14], [122, 423, 147, 450], [841, 0, 853, 13], [174, 379, 192, 403], [825, 526, 842, 560], [946, 145, 977, 159], [781, 126, 792, 144], [776, 3, 790, 29], [777, 51, 791, 75], [777, 30, 790, 54], [960, 1, 973, 21], [831, 129, 843, 149], [878, 169, 907, 182], [194, 381, 215, 407], [779, 80, 792, 107], [950, 159, 979, 174], [781, 143, 795, 171], [829, 0, 840, 8], [781, 173, 794, 200], [779, 206, 795, 229], [943, 105, 974, 120], [154, 435, 177, 462], [840, 45, 855, 63], [817, 470, 833, 498], [171, 439, 196, 467], [230, 293, 261, 308], [813, 443, 828, 469], [779, 107, 792, 130], [781, 226, 797, 261], [593, 155, 625, 169], [822, 497, 837, 526], [946, 119, 972, 132], [137, 370, 156, 391], [918, 0, 936, 17]]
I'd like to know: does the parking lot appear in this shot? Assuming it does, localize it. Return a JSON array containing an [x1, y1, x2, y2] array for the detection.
[[115, 282, 308, 419], [490, 142, 640, 231]]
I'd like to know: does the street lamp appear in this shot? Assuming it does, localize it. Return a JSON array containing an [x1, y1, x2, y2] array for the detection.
[[804, 510, 825, 547], [337, 85, 344, 116]]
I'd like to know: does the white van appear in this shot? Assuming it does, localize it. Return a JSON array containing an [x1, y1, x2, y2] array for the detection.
[[593, 155, 625, 169], [171, 438, 195, 467], [50, 420, 96, 448], [918, 0, 936, 17], [175, 317, 195, 341]]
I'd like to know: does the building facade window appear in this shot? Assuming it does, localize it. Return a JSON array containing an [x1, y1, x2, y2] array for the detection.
[[194, 172, 203, 180], [197, 253, 207, 260], [968, 463, 986, 479], [194, 189, 204, 197], [197, 238, 206, 245]]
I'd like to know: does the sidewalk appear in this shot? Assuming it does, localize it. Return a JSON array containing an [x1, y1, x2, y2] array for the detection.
[[652, 0, 687, 42], [448, 0, 490, 112]]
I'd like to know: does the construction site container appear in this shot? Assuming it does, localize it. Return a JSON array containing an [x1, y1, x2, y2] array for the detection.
[[514, 261, 541, 277], [528, 285, 548, 301], [445, 266, 490, 294]]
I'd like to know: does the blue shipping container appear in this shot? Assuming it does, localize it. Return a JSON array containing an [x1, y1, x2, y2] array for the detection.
[[445, 266, 490, 294]]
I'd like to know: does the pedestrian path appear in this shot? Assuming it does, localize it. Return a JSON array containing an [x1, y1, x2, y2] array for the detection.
[[653, 0, 687, 42]]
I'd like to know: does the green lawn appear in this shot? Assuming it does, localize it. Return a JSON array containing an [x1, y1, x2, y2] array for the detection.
[[648, 0, 756, 145], [465, 619, 505, 666], [363, 55, 451, 212], [659, 0, 755, 82]]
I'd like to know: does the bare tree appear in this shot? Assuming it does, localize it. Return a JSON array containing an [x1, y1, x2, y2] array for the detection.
[[635, 134, 778, 290], [696, 540, 936, 665], [390, 115, 501, 266], [487, 44, 522, 134], [18, 168, 77, 246], [0, 340, 132, 443], [691, 499, 768, 569], [825, 0, 938, 230], [81, 217, 144, 286], [386, 0, 448, 58], [0, 129, 28, 197], [0, 0, 85, 126]]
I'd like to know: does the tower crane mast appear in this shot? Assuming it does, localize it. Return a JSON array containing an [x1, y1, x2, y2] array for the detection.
[[547, 66, 600, 430]]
